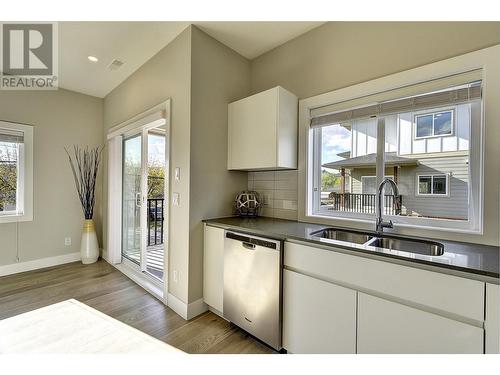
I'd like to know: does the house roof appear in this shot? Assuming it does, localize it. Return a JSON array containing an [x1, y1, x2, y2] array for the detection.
[[322, 152, 419, 169]]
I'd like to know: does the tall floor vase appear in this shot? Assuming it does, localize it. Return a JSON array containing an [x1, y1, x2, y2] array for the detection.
[[81, 219, 99, 264]]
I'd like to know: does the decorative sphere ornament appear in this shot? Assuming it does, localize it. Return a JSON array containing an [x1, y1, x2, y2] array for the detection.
[[234, 191, 261, 217]]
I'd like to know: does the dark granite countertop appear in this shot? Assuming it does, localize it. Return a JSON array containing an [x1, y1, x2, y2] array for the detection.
[[203, 216, 500, 283]]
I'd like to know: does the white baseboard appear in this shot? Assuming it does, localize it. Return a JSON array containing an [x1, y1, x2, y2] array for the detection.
[[0, 252, 81, 277], [187, 298, 208, 320], [167, 293, 208, 320], [167, 293, 188, 319]]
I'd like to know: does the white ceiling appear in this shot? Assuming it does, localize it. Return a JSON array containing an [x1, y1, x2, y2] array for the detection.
[[58, 22, 324, 98]]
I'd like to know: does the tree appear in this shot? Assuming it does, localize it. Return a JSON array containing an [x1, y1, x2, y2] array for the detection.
[[0, 143, 18, 212], [321, 169, 340, 191], [147, 166, 165, 198]]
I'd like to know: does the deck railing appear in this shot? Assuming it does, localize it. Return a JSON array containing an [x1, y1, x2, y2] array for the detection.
[[323, 193, 402, 215], [147, 198, 164, 246]]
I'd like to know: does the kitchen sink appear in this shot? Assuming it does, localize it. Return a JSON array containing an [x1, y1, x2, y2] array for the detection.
[[311, 227, 445, 257], [311, 228, 373, 245], [367, 237, 445, 256]]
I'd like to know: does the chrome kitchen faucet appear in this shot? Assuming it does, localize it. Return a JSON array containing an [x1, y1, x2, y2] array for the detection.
[[376, 178, 401, 234]]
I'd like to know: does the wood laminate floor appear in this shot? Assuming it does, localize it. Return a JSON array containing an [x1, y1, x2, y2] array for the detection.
[[0, 260, 274, 354]]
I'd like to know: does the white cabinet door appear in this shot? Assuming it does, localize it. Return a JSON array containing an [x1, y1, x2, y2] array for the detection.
[[485, 283, 500, 354], [283, 270, 357, 353], [203, 225, 224, 312], [228, 86, 297, 170], [357, 293, 484, 354], [285, 242, 485, 321]]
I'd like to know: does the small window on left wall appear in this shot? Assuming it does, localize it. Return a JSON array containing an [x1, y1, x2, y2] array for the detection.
[[0, 121, 33, 223]]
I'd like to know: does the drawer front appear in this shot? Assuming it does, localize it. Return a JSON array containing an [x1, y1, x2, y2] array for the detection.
[[285, 242, 484, 321], [357, 293, 484, 354]]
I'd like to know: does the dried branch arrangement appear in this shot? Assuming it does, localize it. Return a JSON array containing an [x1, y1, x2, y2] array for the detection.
[[65, 145, 103, 220]]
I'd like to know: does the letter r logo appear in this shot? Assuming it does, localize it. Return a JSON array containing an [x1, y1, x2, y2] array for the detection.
[[2, 23, 53, 75]]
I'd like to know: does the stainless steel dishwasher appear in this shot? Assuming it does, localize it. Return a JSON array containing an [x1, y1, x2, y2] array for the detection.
[[223, 231, 282, 351]]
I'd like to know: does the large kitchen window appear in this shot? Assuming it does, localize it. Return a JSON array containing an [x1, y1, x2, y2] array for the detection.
[[0, 121, 33, 223], [307, 70, 483, 232]]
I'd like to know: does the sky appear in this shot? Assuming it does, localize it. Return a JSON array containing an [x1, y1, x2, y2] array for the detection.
[[321, 124, 351, 168], [148, 134, 165, 167], [0, 141, 18, 162], [123, 133, 165, 167]]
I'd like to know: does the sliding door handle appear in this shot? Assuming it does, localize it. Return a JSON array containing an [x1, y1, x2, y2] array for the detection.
[[135, 192, 142, 208]]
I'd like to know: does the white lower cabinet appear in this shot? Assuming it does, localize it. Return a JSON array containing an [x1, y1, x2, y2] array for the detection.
[[203, 224, 224, 313], [283, 269, 357, 353], [357, 293, 484, 354], [485, 283, 500, 354]]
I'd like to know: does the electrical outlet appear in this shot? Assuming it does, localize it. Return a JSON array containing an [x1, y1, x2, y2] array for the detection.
[[173, 270, 179, 283], [173, 192, 180, 206], [262, 193, 272, 206], [283, 200, 297, 210], [64, 237, 72, 246]]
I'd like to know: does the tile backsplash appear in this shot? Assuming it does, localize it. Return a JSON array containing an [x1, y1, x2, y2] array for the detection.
[[247, 170, 298, 220]]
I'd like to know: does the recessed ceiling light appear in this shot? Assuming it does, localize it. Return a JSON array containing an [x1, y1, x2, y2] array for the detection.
[[87, 56, 98, 63]]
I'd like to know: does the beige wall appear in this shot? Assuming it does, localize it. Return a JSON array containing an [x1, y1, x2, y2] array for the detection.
[[189, 26, 250, 302], [0, 89, 103, 265], [103, 26, 250, 304], [251, 22, 500, 246], [103, 26, 192, 303], [251, 22, 500, 98]]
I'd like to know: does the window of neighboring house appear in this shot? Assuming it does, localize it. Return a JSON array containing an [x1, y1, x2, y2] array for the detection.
[[307, 72, 483, 233], [361, 176, 393, 195], [415, 110, 453, 139], [0, 121, 33, 223], [417, 174, 448, 196]]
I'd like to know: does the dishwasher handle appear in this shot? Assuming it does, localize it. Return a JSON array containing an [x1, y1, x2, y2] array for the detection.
[[225, 231, 279, 250], [242, 242, 256, 250]]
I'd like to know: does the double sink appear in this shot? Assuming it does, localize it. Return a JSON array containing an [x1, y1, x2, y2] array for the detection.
[[311, 228, 445, 257]]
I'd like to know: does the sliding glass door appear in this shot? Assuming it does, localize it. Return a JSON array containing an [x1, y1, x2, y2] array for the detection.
[[121, 128, 166, 281], [122, 134, 144, 267]]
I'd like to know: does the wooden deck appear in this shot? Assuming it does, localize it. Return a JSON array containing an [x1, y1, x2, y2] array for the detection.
[[0, 260, 274, 354]]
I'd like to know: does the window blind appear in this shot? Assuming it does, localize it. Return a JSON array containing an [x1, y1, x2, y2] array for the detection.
[[0, 128, 24, 143], [310, 69, 483, 128]]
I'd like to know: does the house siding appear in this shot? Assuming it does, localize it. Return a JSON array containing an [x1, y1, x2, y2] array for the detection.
[[397, 155, 469, 220], [351, 155, 468, 220]]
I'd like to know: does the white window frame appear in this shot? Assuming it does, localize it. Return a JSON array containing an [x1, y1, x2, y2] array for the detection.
[[416, 174, 450, 197], [298, 47, 495, 235], [0, 120, 33, 224], [414, 109, 455, 140]]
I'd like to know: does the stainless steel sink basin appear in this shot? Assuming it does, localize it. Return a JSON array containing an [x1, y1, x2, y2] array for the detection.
[[311, 228, 373, 245], [311, 227, 445, 257], [367, 237, 445, 256]]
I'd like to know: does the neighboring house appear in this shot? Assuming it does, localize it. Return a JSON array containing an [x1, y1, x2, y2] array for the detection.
[[323, 104, 470, 220]]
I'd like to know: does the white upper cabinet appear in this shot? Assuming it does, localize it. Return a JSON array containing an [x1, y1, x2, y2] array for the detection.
[[228, 86, 298, 170]]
